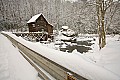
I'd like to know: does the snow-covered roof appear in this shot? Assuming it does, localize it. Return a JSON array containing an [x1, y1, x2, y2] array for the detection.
[[27, 13, 54, 27], [27, 13, 42, 23], [62, 26, 68, 29]]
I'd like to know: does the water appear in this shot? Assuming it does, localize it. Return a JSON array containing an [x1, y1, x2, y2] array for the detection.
[[58, 40, 94, 53]]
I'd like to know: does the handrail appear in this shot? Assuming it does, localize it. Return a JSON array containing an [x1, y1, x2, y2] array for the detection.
[[2, 33, 87, 80]]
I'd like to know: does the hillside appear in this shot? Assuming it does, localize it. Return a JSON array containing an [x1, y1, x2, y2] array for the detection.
[[0, 0, 120, 33]]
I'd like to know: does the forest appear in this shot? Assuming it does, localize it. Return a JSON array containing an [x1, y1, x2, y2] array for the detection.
[[0, 0, 120, 34]]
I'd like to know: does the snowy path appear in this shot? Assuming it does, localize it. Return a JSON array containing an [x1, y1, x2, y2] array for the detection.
[[0, 33, 41, 80]]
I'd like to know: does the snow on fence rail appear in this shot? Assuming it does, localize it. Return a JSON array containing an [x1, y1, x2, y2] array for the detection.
[[2, 33, 87, 80]]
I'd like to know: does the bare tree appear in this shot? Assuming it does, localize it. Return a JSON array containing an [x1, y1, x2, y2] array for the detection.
[[96, 0, 119, 49]]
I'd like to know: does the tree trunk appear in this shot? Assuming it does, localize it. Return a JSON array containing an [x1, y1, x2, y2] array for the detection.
[[96, 0, 106, 49], [101, 14, 106, 48]]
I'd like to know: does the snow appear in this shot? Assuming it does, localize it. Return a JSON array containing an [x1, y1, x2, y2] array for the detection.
[[0, 33, 42, 80], [60, 43, 67, 48], [56, 34, 73, 40], [55, 30, 76, 41], [90, 35, 120, 76], [27, 13, 42, 23], [27, 13, 53, 26], [80, 35, 120, 78], [65, 0, 78, 2], [62, 26, 68, 29], [2, 32, 120, 80]]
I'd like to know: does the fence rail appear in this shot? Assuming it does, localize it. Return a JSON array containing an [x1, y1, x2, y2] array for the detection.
[[2, 33, 87, 80]]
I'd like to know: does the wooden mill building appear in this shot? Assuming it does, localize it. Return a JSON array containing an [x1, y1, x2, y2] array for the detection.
[[27, 13, 53, 34], [27, 13, 53, 41]]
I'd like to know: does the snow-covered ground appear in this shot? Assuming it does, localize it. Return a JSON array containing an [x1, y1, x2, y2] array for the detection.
[[1, 32, 120, 80], [0, 33, 42, 80], [84, 35, 120, 77]]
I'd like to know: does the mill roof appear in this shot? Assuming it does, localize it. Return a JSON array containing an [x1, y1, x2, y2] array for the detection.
[[27, 13, 44, 23]]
